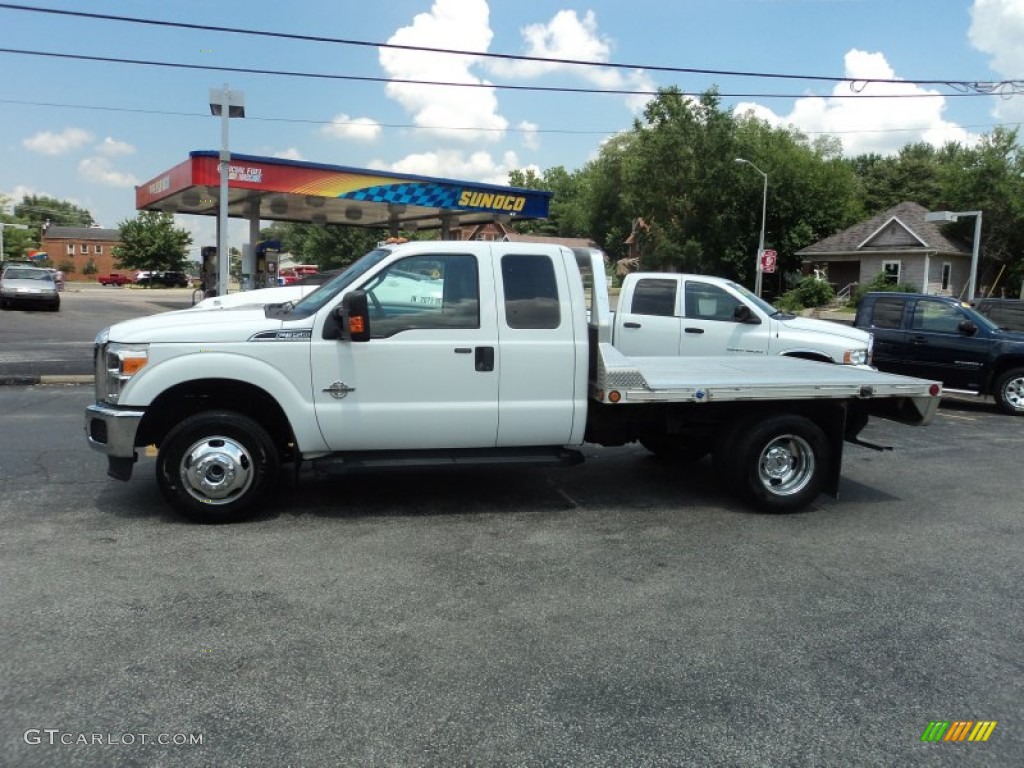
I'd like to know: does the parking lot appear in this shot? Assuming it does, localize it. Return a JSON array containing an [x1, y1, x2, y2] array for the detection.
[[1, 375, 1021, 766]]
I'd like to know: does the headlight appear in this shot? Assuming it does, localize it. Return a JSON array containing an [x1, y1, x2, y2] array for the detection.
[[102, 343, 149, 403], [843, 348, 870, 366]]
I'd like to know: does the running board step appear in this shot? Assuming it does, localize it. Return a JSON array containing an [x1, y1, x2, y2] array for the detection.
[[311, 446, 584, 475]]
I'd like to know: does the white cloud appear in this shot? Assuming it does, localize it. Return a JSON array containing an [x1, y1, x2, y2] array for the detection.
[[321, 114, 382, 142], [486, 9, 656, 113], [734, 50, 975, 156], [519, 120, 540, 150], [969, 0, 1024, 122], [379, 0, 508, 142], [272, 147, 305, 161], [22, 127, 93, 155], [369, 149, 523, 186], [98, 137, 136, 156], [78, 157, 139, 188]]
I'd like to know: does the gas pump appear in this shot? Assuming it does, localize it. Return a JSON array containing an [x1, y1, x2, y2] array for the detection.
[[256, 240, 282, 289], [200, 246, 218, 297]]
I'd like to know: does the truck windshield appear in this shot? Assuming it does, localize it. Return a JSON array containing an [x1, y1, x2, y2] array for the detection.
[[273, 248, 393, 318], [729, 281, 784, 316]]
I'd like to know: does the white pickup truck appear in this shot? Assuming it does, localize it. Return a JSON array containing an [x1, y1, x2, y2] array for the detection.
[[615, 273, 872, 365], [85, 242, 939, 523]]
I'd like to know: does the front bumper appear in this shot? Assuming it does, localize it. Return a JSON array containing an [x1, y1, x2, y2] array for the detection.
[[85, 402, 145, 480]]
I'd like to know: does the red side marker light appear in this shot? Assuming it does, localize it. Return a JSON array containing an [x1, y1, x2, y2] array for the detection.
[[350, 316, 366, 334], [608, 390, 622, 403]]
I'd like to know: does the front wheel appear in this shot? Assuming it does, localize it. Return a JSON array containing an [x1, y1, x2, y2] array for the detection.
[[156, 411, 279, 523], [718, 415, 830, 513], [994, 368, 1024, 416]]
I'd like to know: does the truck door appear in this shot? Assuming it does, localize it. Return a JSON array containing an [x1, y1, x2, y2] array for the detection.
[[903, 298, 990, 389], [310, 252, 500, 450], [613, 277, 682, 355], [494, 249, 583, 446], [681, 279, 769, 356]]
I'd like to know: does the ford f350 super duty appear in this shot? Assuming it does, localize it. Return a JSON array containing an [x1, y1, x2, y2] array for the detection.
[[85, 242, 940, 523]]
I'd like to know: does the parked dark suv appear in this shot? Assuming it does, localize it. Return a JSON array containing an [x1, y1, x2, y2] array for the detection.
[[136, 271, 190, 288], [855, 292, 1024, 415]]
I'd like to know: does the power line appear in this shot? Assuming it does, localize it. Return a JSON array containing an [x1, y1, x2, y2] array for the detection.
[[1, 96, 1016, 139], [0, 48, 1008, 100], [0, 2, 1021, 95]]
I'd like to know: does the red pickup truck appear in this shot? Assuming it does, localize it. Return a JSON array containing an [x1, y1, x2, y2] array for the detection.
[[98, 273, 133, 286]]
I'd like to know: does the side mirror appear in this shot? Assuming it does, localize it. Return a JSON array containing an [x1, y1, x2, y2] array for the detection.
[[733, 304, 760, 324], [958, 320, 978, 336], [338, 290, 371, 342]]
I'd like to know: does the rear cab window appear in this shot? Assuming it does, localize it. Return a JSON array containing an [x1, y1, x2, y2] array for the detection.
[[629, 278, 677, 317], [501, 254, 561, 330], [868, 297, 906, 329]]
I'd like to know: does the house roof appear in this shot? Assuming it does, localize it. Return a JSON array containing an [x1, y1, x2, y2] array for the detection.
[[796, 202, 970, 257], [43, 226, 120, 241]]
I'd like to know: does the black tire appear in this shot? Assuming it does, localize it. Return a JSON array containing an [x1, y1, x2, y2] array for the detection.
[[993, 368, 1024, 416], [156, 410, 279, 523], [719, 414, 830, 513], [638, 433, 710, 463]]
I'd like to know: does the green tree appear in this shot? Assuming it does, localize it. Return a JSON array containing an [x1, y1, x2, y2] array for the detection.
[[83, 258, 98, 276], [1, 194, 38, 261], [113, 212, 192, 278], [260, 222, 385, 271], [15, 195, 95, 228]]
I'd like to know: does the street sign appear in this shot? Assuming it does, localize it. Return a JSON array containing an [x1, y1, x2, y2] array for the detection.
[[760, 249, 777, 273]]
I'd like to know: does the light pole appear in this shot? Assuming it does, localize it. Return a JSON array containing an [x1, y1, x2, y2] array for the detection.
[[735, 158, 768, 297], [209, 85, 245, 296], [925, 209, 982, 300]]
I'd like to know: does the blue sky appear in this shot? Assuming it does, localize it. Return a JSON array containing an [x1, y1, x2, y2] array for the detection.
[[1, 0, 1022, 257]]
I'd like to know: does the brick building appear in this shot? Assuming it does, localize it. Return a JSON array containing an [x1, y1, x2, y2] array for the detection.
[[39, 226, 123, 282]]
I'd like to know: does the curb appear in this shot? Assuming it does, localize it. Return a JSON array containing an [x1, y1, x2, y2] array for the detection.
[[0, 374, 94, 386]]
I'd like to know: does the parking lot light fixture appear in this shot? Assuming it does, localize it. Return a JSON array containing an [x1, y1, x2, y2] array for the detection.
[[209, 85, 245, 296], [925, 209, 983, 300], [735, 158, 768, 297]]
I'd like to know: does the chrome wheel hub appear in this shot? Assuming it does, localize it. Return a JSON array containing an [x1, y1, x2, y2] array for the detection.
[[1002, 376, 1024, 410], [179, 436, 254, 505], [758, 435, 814, 496]]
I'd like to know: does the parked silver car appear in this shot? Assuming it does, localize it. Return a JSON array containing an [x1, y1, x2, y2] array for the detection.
[[0, 265, 61, 311]]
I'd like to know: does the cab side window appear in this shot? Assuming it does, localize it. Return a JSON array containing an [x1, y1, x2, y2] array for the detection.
[[363, 254, 479, 338], [869, 297, 906, 329], [685, 282, 741, 322], [911, 301, 966, 334], [501, 254, 561, 329], [630, 278, 677, 317]]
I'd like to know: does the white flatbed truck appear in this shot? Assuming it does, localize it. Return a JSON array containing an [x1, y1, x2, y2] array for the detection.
[[85, 242, 940, 522]]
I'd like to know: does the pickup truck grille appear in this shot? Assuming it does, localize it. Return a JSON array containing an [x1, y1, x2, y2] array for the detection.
[[93, 342, 108, 401]]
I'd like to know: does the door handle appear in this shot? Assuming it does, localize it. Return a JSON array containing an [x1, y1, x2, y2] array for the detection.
[[454, 347, 471, 353], [624, 321, 641, 328], [475, 346, 495, 372], [684, 327, 705, 334], [911, 335, 928, 345]]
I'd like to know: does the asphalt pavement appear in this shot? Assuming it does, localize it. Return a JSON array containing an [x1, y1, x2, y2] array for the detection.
[[1, 385, 1021, 767], [0, 283, 191, 382]]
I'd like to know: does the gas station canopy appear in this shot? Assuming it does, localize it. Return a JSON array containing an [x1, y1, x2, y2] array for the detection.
[[137, 151, 551, 234]]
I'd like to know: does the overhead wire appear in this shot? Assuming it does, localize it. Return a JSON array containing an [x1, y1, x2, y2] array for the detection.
[[0, 2, 1022, 96]]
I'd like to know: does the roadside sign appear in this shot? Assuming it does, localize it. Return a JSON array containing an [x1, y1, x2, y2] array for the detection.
[[760, 249, 777, 273]]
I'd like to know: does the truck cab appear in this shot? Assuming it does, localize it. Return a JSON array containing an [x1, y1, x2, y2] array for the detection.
[[614, 273, 872, 365]]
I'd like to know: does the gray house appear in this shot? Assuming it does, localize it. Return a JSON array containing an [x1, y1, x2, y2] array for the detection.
[[796, 202, 972, 298]]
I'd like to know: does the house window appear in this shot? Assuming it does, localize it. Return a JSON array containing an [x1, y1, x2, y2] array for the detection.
[[882, 260, 901, 285], [66, 244, 74, 255], [941, 263, 951, 291], [80, 244, 89, 254]]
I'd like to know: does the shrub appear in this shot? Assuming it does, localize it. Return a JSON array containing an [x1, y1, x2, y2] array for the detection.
[[853, 272, 918, 305], [775, 275, 836, 311]]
